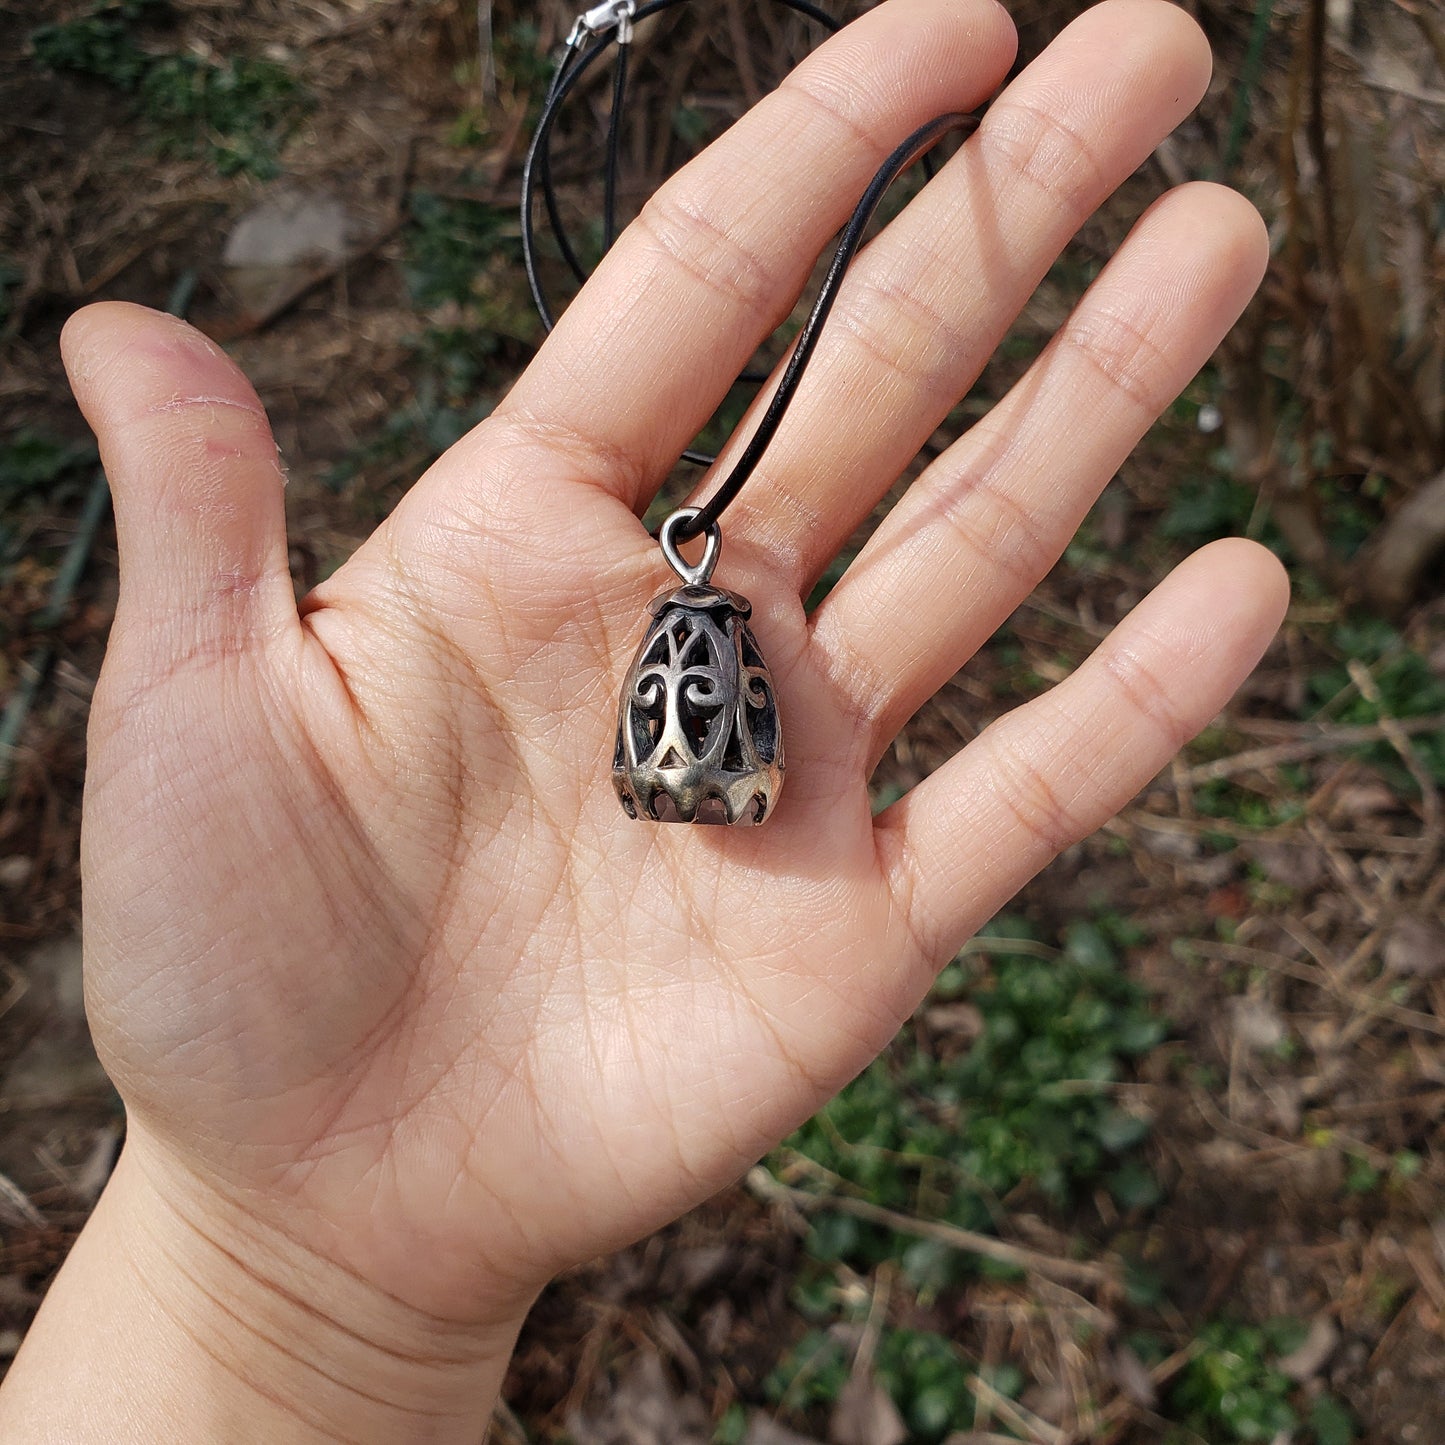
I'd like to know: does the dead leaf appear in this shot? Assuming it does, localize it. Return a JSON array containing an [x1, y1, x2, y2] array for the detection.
[[1384, 916, 1445, 980], [1111, 1344, 1157, 1407], [746, 1417, 827, 1445], [923, 1002, 984, 1041], [659, 1243, 735, 1296], [1231, 996, 1287, 1052], [23, 935, 85, 1025], [1206, 884, 1249, 920], [1252, 841, 1326, 890], [564, 1353, 710, 1445], [1277, 1315, 1339, 1382], [1329, 779, 1399, 823], [829, 1373, 906, 1445]]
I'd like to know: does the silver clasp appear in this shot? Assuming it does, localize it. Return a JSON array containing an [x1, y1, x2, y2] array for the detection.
[[568, 0, 636, 46]]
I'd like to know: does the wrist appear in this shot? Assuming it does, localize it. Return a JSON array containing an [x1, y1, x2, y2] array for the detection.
[[3, 1133, 530, 1445]]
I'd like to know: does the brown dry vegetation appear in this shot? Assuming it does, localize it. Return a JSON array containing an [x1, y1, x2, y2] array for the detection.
[[1, 0, 1444, 1441]]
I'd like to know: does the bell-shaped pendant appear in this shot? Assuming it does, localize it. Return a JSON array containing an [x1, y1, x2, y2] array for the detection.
[[613, 509, 784, 825]]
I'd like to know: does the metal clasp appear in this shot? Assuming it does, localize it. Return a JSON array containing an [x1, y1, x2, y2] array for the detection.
[[568, 0, 636, 47]]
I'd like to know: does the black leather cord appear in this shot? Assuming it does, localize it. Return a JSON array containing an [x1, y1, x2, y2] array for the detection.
[[520, 2, 980, 540], [523, 0, 841, 331], [536, 41, 591, 287], [603, 34, 629, 250]]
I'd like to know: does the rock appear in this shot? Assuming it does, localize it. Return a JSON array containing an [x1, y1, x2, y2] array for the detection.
[[223, 187, 352, 269]]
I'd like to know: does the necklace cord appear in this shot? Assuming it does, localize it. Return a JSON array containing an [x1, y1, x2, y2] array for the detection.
[[520, 1, 980, 542]]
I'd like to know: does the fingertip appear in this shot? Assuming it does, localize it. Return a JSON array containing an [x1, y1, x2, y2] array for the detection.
[[1135, 181, 1271, 311], [1196, 535, 1292, 629], [1065, 0, 1213, 111], [1181, 181, 1271, 278], [972, 0, 1020, 67], [61, 303, 266, 446], [62, 301, 197, 380], [1151, 537, 1291, 686]]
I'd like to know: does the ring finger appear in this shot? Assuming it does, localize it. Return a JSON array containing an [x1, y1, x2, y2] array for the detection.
[[811, 179, 1270, 769]]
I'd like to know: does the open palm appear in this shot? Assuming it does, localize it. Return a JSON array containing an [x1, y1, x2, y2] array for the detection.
[[68, 0, 1285, 1341]]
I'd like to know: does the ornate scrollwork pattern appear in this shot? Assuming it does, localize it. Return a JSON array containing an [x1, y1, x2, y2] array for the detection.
[[613, 583, 784, 825]]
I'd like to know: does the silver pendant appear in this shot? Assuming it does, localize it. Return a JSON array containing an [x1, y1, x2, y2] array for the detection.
[[613, 508, 784, 825]]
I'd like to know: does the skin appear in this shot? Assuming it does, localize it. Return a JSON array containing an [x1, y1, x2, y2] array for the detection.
[[0, 2, 1289, 1440]]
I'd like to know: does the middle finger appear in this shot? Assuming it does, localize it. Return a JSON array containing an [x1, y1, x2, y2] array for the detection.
[[695, 0, 1213, 593]]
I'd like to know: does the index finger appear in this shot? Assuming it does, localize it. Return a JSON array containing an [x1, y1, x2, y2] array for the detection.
[[489, 0, 1017, 512]]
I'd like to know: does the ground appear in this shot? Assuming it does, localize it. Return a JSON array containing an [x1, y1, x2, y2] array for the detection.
[[1, 0, 1443, 1441]]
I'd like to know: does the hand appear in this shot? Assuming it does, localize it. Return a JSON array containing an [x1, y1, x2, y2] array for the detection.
[[5, 1, 1287, 1439]]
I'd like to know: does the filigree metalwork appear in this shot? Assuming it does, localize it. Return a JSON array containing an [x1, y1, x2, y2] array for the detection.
[[613, 581, 784, 825]]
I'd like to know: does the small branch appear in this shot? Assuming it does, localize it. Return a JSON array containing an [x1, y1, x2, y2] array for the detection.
[[1363, 468, 1445, 617], [969, 1370, 1065, 1445], [1189, 939, 1445, 1040], [1346, 659, 1442, 876], [746, 1168, 1119, 1290], [1181, 712, 1445, 784]]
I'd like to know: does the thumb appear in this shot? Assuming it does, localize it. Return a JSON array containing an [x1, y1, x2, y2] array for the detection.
[[60, 302, 296, 667]]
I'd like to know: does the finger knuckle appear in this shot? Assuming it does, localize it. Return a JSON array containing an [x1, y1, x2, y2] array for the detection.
[[978, 96, 1108, 222], [1056, 305, 1174, 417], [829, 263, 972, 393], [984, 718, 1083, 856], [1098, 642, 1193, 753], [936, 463, 1055, 597], [634, 187, 777, 315]]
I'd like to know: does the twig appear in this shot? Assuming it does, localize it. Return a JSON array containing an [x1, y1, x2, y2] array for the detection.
[[1355, 71, 1445, 107], [1188, 938, 1445, 1040], [1347, 659, 1443, 879], [488, 1400, 531, 1444], [1126, 810, 1436, 856], [0, 1170, 44, 1228], [724, 0, 762, 107], [1094, 1341, 1203, 1443], [969, 1369, 1065, 1445], [1221, 0, 1279, 176], [1181, 712, 1445, 783], [746, 1168, 1119, 1290]]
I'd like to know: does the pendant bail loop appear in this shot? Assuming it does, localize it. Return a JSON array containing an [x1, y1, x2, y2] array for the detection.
[[658, 507, 721, 587]]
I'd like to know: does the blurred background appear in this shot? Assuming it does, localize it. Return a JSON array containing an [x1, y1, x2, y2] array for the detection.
[[1, 0, 1443, 1440]]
